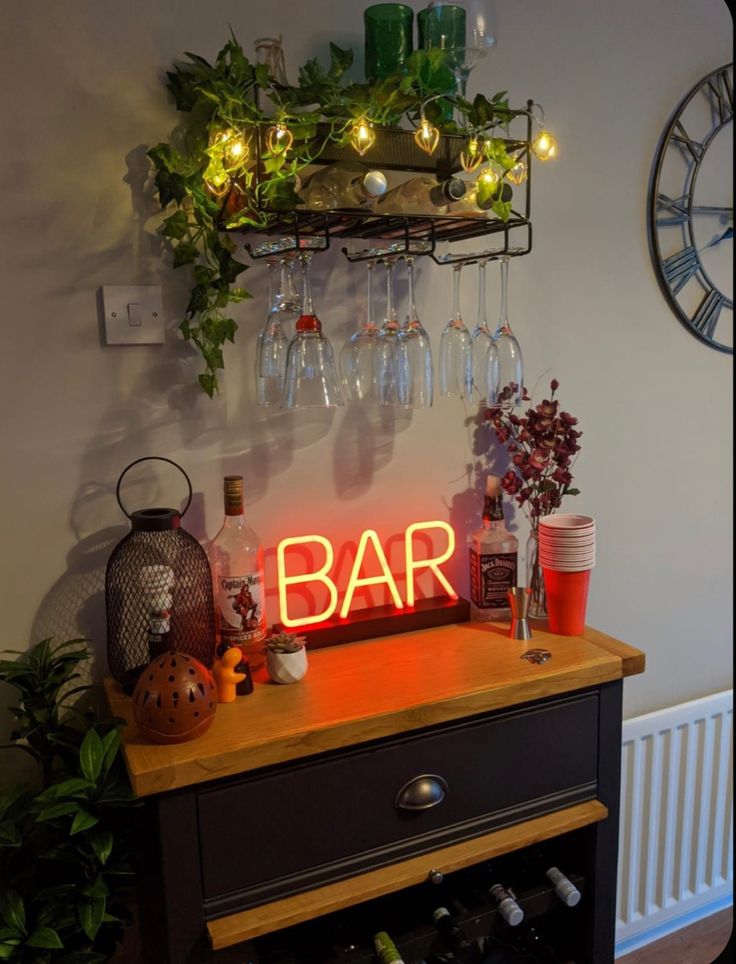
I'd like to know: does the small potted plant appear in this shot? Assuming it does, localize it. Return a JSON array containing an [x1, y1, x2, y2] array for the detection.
[[266, 631, 308, 684]]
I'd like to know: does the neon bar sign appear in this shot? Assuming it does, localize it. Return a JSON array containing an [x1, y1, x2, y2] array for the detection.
[[276, 521, 458, 628]]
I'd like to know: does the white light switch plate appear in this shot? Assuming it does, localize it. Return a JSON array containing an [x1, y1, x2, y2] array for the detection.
[[102, 285, 165, 345]]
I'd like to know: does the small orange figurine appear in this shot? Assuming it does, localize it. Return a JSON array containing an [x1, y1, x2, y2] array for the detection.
[[213, 646, 246, 703]]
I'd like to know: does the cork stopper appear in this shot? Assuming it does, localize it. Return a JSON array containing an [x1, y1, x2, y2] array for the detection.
[[223, 475, 244, 515], [485, 474, 501, 496]]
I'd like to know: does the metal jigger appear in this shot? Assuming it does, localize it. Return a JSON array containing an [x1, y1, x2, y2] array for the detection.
[[508, 587, 533, 640]]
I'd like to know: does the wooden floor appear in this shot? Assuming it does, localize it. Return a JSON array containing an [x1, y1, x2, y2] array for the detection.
[[618, 908, 733, 964]]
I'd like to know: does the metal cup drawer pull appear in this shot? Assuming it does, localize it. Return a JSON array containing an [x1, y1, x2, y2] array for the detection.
[[395, 774, 448, 811]]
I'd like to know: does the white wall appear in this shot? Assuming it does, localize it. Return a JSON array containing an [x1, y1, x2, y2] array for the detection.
[[0, 0, 732, 746]]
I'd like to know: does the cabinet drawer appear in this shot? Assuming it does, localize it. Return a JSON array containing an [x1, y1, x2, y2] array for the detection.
[[198, 692, 598, 917]]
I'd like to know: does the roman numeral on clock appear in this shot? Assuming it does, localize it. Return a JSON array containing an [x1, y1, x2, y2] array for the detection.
[[656, 193, 690, 226], [671, 121, 705, 164], [691, 290, 725, 338], [662, 246, 700, 293], [706, 68, 734, 125]]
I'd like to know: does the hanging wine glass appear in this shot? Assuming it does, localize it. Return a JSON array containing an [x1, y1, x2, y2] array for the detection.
[[470, 259, 492, 403], [439, 264, 473, 400], [257, 255, 301, 407], [375, 258, 401, 406], [281, 253, 344, 409], [340, 261, 381, 403], [396, 256, 433, 408], [487, 256, 524, 409]]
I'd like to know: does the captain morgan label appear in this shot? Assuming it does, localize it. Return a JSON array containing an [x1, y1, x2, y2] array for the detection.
[[217, 573, 266, 643]]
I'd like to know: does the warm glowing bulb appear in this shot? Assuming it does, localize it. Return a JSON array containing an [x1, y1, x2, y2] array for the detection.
[[203, 164, 231, 197], [414, 118, 440, 156], [460, 137, 482, 173], [507, 159, 528, 185], [532, 130, 558, 161], [266, 123, 294, 155], [350, 117, 376, 156], [476, 165, 499, 190]]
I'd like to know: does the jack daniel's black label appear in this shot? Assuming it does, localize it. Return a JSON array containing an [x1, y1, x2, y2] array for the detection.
[[470, 549, 517, 609]]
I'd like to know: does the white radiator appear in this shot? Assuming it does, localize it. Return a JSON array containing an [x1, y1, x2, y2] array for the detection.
[[615, 690, 733, 956]]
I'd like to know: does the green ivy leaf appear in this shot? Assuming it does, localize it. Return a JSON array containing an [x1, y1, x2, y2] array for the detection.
[[173, 241, 198, 268], [25, 927, 64, 949], [198, 373, 217, 397], [79, 729, 104, 783], [327, 43, 353, 82], [70, 809, 99, 835], [161, 210, 190, 240]]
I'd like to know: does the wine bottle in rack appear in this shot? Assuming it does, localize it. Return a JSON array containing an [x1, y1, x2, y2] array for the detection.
[[488, 883, 524, 927], [373, 931, 406, 964], [300, 162, 388, 210], [432, 906, 484, 963], [373, 175, 467, 215], [512, 849, 581, 908]]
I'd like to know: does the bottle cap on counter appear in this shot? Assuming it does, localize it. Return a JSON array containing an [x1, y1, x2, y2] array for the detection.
[[486, 474, 501, 495], [445, 176, 467, 201]]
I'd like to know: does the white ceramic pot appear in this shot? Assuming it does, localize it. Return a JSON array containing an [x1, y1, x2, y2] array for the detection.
[[266, 647, 308, 684]]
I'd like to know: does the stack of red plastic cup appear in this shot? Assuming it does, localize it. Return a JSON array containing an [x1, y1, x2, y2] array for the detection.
[[538, 514, 595, 635]]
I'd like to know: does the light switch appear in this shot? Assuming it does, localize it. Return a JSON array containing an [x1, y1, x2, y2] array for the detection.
[[102, 285, 165, 345], [127, 302, 143, 327]]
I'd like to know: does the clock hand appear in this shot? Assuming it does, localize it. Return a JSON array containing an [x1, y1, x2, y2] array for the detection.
[[704, 226, 733, 248]]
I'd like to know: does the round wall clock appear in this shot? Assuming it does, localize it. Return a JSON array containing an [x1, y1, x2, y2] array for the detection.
[[648, 63, 733, 354]]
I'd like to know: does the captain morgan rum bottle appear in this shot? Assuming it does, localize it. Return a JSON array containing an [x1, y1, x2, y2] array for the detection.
[[209, 476, 267, 670]]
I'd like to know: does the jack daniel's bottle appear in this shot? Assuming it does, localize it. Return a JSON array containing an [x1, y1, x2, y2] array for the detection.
[[469, 475, 518, 620]]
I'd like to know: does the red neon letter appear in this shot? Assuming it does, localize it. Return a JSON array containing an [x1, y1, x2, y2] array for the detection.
[[404, 521, 458, 607], [276, 535, 338, 628], [339, 529, 404, 618]]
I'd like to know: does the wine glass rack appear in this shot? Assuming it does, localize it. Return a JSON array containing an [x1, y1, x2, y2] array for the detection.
[[220, 102, 535, 267]]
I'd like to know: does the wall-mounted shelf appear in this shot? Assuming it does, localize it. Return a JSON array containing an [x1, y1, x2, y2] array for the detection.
[[220, 109, 534, 265]]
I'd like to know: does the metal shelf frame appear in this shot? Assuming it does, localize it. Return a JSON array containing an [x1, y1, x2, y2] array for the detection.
[[223, 100, 535, 267]]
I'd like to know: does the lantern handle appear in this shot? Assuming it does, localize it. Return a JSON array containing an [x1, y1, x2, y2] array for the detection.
[[116, 457, 193, 520]]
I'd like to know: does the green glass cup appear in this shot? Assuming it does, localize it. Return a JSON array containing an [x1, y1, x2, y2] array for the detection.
[[364, 4, 414, 82], [417, 4, 467, 121]]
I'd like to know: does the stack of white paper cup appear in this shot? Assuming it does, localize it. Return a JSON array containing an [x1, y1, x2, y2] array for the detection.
[[538, 514, 596, 571]]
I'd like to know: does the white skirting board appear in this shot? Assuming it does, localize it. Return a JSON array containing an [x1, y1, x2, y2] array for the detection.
[[615, 690, 733, 957]]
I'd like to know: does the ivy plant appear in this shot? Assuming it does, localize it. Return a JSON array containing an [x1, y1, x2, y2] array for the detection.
[[0, 639, 138, 962], [149, 35, 525, 396]]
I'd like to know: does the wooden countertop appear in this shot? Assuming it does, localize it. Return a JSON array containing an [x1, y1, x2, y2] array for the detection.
[[104, 621, 644, 798]]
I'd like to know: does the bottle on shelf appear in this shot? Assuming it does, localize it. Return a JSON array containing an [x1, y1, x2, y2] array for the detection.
[[488, 883, 524, 927], [300, 161, 388, 210], [373, 931, 405, 964], [373, 175, 467, 215], [208, 475, 267, 671], [512, 848, 581, 908], [469, 474, 519, 621], [432, 906, 484, 963], [449, 182, 513, 218]]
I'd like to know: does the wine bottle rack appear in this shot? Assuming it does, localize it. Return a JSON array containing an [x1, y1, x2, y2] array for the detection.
[[250, 836, 586, 964], [221, 108, 534, 265]]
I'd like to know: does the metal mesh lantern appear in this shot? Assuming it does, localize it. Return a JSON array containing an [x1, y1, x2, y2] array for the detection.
[[106, 457, 216, 692]]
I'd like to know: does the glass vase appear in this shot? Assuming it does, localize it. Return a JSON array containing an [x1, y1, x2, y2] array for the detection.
[[526, 528, 547, 619]]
